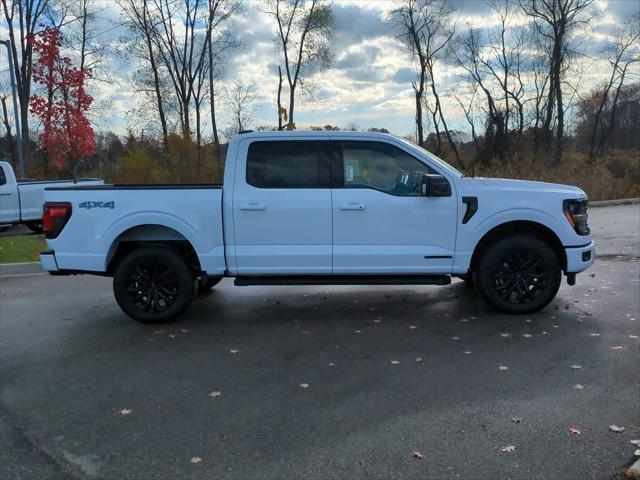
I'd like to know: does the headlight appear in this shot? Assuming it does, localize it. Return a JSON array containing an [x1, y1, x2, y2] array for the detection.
[[563, 198, 590, 235]]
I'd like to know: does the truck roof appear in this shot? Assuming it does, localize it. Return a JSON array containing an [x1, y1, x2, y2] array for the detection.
[[234, 130, 395, 140]]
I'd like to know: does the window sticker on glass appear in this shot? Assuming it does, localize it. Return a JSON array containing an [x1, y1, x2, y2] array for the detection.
[[346, 165, 354, 182]]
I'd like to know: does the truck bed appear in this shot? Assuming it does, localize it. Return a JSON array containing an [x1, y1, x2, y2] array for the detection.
[[44, 184, 225, 275]]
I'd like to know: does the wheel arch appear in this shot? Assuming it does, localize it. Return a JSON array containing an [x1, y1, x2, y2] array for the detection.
[[106, 224, 201, 274], [469, 220, 567, 274]]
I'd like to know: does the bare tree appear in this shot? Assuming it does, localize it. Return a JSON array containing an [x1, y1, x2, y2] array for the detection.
[[1, 0, 53, 149], [224, 79, 256, 138], [520, 0, 594, 163], [119, 0, 169, 138], [263, 0, 336, 128], [390, 0, 463, 169], [588, 16, 640, 161]]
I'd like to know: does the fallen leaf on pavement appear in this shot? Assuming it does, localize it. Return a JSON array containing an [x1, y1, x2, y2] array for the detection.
[[299, 383, 310, 389], [634, 448, 640, 457], [452, 336, 460, 340], [631, 440, 640, 447], [409, 325, 418, 330], [590, 333, 600, 337], [119, 408, 132, 416], [154, 330, 166, 335], [610, 345, 624, 350], [569, 427, 582, 435], [464, 351, 472, 355], [209, 391, 221, 398], [570, 364, 582, 369], [328, 362, 335, 366], [499, 365, 509, 370], [630, 335, 639, 339], [411, 451, 424, 460], [190, 457, 202, 464], [415, 357, 423, 363], [511, 417, 522, 423], [522, 334, 533, 338], [574, 384, 585, 390], [525, 319, 532, 323], [229, 349, 239, 354], [354, 330, 362, 333], [180, 329, 190, 333], [609, 425, 625, 433], [390, 360, 400, 365], [587, 272, 595, 277], [459, 318, 469, 323], [500, 332, 511, 338], [501, 445, 516, 452], [368, 319, 382, 325], [367, 307, 376, 312]]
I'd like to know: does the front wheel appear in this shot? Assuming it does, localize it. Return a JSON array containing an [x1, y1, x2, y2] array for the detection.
[[476, 235, 561, 314], [113, 247, 195, 324]]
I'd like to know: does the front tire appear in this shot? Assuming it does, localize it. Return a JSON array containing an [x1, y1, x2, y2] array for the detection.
[[477, 235, 561, 314], [113, 247, 195, 324]]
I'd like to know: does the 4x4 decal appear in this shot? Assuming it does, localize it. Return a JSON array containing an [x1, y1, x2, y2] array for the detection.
[[79, 201, 115, 209]]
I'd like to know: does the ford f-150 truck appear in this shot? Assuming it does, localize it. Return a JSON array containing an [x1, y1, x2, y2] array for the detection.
[[39, 131, 594, 323], [0, 160, 102, 232]]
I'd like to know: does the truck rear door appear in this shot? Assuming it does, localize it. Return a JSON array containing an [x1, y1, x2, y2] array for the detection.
[[231, 138, 333, 274]]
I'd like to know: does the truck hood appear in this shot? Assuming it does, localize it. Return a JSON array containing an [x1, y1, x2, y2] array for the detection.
[[461, 177, 587, 198]]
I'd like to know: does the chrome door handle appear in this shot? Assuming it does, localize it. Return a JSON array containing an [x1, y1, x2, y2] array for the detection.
[[240, 202, 266, 211], [339, 202, 366, 210]]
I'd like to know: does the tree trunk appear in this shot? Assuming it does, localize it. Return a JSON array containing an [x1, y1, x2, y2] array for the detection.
[[277, 66, 284, 130], [207, 32, 219, 145]]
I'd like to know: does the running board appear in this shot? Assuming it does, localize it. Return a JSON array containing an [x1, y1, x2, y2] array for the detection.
[[234, 275, 451, 286]]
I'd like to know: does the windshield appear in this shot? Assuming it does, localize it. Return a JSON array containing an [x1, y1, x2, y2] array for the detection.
[[396, 137, 464, 177]]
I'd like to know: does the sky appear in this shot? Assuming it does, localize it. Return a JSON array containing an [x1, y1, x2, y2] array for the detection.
[[1, 0, 639, 139]]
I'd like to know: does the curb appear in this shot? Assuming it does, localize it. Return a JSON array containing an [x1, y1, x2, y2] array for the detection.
[[0, 262, 44, 276], [590, 198, 640, 207]]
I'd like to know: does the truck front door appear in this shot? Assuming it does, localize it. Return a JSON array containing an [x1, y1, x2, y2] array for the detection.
[[330, 140, 457, 274], [0, 164, 20, 224], [232, 139, 333, 274]]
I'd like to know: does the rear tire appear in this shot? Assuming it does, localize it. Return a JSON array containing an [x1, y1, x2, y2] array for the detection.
[[113, 247, 195, 324], [25, 221, 43, 234], [476, 235, 561, 314]]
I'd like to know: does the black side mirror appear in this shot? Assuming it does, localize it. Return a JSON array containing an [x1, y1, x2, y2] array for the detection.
[[421, 174, 451, 197]]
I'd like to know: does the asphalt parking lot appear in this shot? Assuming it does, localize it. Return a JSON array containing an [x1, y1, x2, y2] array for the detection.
[[1, 204, 639, 480]]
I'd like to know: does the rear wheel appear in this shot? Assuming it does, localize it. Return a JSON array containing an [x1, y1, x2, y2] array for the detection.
[[113, 247, 195, 324], [477, 235, 561, 314]]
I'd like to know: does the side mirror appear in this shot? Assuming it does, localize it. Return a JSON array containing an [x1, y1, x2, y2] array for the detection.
[[421, 174, 451, 197]]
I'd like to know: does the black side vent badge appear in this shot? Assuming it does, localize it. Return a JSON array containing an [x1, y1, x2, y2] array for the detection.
[[462, 197, 478, 224]]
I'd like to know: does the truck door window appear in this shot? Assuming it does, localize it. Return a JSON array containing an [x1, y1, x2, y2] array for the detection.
[[0, 168, 6, 186], [247, 141, 330, 188], [339, 141, 434, 196]]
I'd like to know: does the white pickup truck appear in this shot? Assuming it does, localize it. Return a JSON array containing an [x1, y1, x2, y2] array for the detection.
[[0, 160, 102, 232], [39, 131, 594, 323]]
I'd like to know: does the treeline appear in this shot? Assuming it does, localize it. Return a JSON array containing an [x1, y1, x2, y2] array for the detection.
[[0, 0, 639, 199]]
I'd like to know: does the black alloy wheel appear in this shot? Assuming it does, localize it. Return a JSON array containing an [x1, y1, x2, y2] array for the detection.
[[113, 247, 195, 323], [477, 235, 561, 314]]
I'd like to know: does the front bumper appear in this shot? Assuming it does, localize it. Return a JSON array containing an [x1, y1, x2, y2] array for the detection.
[[565, 241, 595, 273], [40, 250, 59, 272]]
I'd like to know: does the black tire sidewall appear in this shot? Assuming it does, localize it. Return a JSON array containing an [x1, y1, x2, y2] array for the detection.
[[113, 247, 195, 324], [477, 235, 561, 314]]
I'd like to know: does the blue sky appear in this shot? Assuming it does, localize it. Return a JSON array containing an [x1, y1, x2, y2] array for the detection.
[[1, 0, 639, 138]]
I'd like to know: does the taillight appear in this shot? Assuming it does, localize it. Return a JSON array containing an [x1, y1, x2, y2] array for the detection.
[[43, 202, 72, 239], [563, 199, 590, 235]]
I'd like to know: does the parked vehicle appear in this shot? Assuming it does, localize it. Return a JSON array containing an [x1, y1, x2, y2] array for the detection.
[[39, 131, 594, 323], [0, 161, 102, 232]]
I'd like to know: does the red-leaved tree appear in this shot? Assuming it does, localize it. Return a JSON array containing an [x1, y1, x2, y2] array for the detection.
[[29, 27, 95, 175]]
